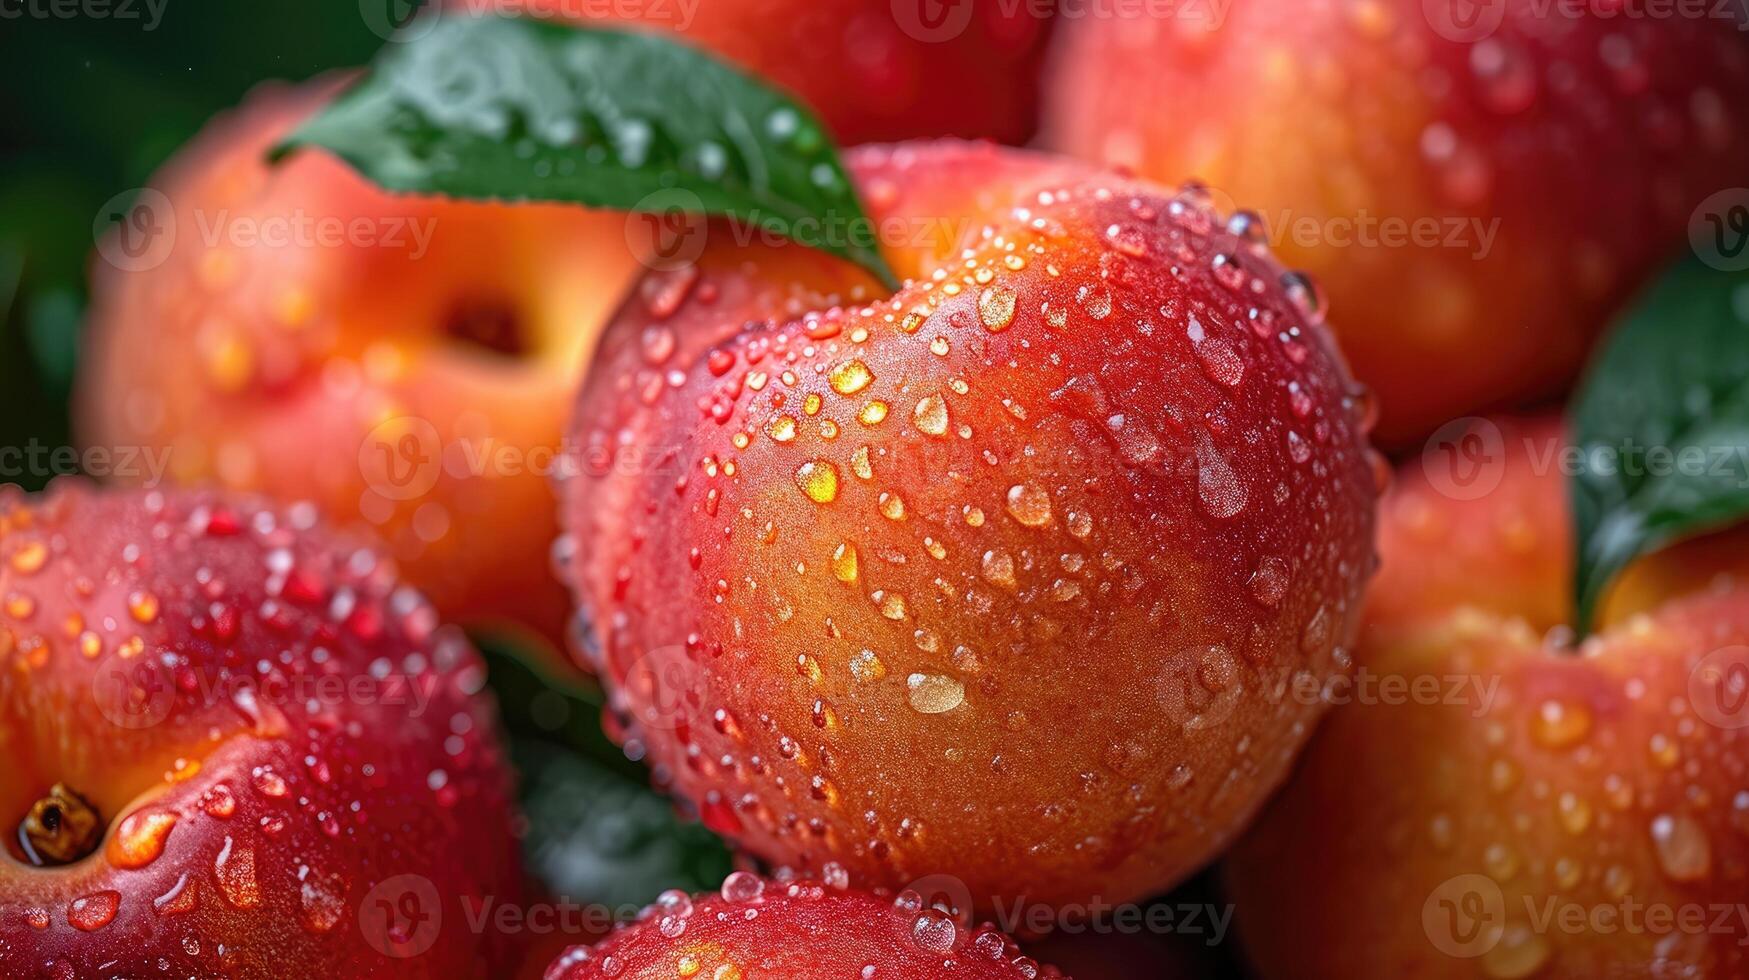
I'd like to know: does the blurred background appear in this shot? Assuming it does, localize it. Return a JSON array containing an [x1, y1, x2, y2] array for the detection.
[[1, 6, 385, 478]]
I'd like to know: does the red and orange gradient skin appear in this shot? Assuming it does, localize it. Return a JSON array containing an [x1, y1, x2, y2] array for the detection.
[[560, 141, 1381, 911], [452, 0, 1053, 145], [543, 874, 1066, 979], [1227, 416, 1749, 978], [81, 1, 1056, 657], [0, 484, 524, 978], [1043, 0, 1749, 442], [78, 80, 641, 657]]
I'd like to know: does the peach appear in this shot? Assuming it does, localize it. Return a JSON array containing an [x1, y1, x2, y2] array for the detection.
[[447, 0, 1053, 145], [0, 483, 524, 977], [1041, 1, 1749, 443], [542, 873, 1066, 979], [560, 141, 1381, 910], [1226, 416, 1749, 977], [78, 79, 641, 657]]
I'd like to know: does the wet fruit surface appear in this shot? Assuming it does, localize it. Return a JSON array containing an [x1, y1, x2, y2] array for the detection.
[[448, 0, 1053, 145], [77, 79, 645, 660], [1043, 0, 1749, 443], [0, 483, 523, 978], [561, 141, 1381, 910], [543, 873, 1065, 979], [1227, 416, 1749, 978]]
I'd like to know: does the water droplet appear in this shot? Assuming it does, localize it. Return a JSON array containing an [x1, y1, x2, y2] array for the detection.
[[850, 446, 874, 480], [978, 285, 1017, 332], [9, 541, 47, 574], [794, 461, 841, 504], [913, 394, 949, 437], [981, 550, 1018, 589], [912, 909, 958, 952], [1077, 284, 1113, 320], [1005, 484, 1053, 527], [829, 360, 874, 395], [850, 649, 887, 682], [766, 417, 798, 443], [859, 401, 889, 426], [874, 591, 908, 620], [1531, 699, 1592, 749], [832, 542, 859, 583], [907, 673, 966, 714], [107, 810, 177, 869], [720, 871, 765, 903], [879, 492, 907, 521], [1651, 814, 1712, 882], [1248, 557, 1288, 607], [1196, 434, 1248, 519], [213, 835, 261, 908], [1481, 923, 1550, 979], [68, 890, 120, 931]]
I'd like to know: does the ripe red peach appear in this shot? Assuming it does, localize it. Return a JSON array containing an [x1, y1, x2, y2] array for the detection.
[[0, 483, 524, 978], [560, 141, 1381, 910], [78, 79, 642, 658], [1042, 1, 1749, 442], [543, 873, 1066, 979], [1226, 416, 1749, 978], [446, 0, 1053, 145]]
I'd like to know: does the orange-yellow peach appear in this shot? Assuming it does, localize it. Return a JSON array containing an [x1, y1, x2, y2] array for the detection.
[[1042, 1, 1749, 442], [0, 483, 524, 978], [1227, 416, 1749, 978], [561, 140, 1382, 910]]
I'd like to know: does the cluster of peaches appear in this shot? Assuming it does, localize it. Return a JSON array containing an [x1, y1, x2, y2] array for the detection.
[[7, 0, 1749, 977]]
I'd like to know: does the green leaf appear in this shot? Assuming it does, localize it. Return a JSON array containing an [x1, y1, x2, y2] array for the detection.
[[274, 15, 897, 289], [514, 739, 734, 914], [1570, 255, 1749, 632], [478, 642, 734, 912]]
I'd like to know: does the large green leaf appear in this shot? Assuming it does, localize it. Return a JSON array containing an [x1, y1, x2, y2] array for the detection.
[[275, 15, 896, 287], [1570, 256, 1749, 632]]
